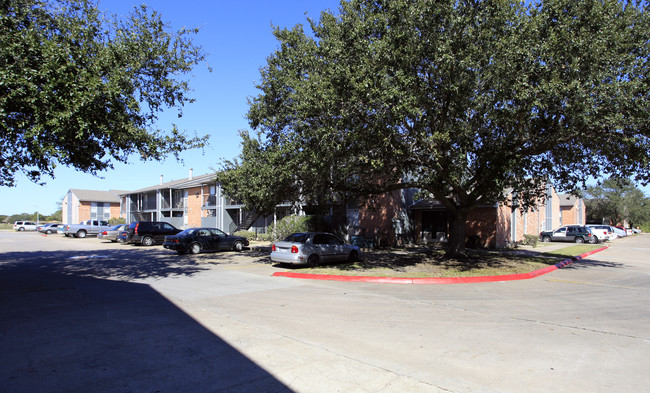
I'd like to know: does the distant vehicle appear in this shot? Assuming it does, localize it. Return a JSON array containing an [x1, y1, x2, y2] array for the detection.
[[13, 221, 37, 231], [98, 224, 129, 242], [539, 225, 593, 244], [163, 227, 249, 255], [37, 223, 62, 235], [270, 232, 362, 266], [62, 220, 113, 238], [126, 221, 182, 246], [586, 225, 614, 243], [613, 226, 628, 237]]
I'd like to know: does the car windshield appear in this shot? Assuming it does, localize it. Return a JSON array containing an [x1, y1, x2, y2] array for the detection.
[[284, 233, 310, 243]]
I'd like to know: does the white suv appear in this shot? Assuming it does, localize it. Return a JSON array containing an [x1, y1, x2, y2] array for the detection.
[[13, 221, 38, 231]]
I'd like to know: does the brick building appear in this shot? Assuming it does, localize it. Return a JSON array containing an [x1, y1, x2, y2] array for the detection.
[[61, 189, 126, 225]]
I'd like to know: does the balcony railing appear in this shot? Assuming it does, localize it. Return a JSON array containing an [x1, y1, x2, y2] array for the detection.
[[202, 194, 218, 207]]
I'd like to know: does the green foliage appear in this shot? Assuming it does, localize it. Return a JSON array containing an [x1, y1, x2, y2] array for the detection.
[[585, 177, 650, 227], [0, 0, 209, 187], [224, 0, 650, 256], [522, 234, 538, 248], [108, 217, 126, 225], [233, 230, 257, 240], [268, 215, 313, 242]]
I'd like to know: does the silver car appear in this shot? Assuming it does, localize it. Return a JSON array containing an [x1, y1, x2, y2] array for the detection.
[[97, 224, 129, 242], [37, 223, 62, 234], [270, 232, 362, 266]]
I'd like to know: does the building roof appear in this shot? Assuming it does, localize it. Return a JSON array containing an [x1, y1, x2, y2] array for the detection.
[[558, 194, 579, 207], [121, 172, 218, 195], [69, 189, 125, 203]]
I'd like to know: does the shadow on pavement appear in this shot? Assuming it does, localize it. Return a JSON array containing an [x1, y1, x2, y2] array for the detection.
[[0, 252, 290, 392]]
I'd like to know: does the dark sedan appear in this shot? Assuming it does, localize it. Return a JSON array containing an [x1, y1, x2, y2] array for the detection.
[[163, 227, 249, 255]]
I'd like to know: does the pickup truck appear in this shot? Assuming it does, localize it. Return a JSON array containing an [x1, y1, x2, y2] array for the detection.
[[62, 220, 113, 238]]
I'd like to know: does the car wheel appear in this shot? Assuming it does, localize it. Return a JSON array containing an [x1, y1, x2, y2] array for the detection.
[[189, 243, 202, 254], [76, 230, 87, 238], [542, 236, 551, 243], [142, 236, 154, 246], [18, 227, 25, 231], [46, 230, 52, 234], [307, 254, 319, 267], [348, 250, 359, 263], [575, 237, 585, 244], [233, 241, 244, 252], [591, 236, 599, 244]]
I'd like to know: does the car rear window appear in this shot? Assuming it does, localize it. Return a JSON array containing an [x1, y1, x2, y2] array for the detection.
[[284, 233, 309, 243]]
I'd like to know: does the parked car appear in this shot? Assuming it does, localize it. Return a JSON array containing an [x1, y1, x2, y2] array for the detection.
[[539, 225, 594, 244], [116, 230, 130, 243], [37, 223, 62, 234], [270, 232, 362, 266], [613, 226, 628, 237], [163, 227, 249, 255], [13, 221, 37, 231], [586, 225, 614, 243], [126, 221, 182, 246], [98, 224, 129, 242]]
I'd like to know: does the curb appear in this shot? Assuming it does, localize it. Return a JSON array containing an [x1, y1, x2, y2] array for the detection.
[[272, 245, 610, 285]]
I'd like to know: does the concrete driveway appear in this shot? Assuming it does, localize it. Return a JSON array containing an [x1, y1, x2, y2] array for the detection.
[[1, 232, 648, 392]]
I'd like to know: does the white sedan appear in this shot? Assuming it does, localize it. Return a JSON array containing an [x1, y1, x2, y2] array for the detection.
[[270, 232, 362, 266]]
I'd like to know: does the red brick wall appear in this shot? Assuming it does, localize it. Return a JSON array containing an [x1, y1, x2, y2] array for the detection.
[[466, 207, 498, 248], [109, 204, 122, 220], [187, 186, 202, 228], [78, 202, 91, 222], [359, 191, 403, 246]]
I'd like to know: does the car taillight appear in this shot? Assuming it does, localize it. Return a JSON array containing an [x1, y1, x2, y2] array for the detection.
[[134, 223, 139, 234], [291, 245, 298, 253], [271, 244, 276, 252], [101, 231, 107, 235]]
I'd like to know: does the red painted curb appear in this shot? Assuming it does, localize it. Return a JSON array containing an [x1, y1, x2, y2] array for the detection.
[[272, 245, 610, 284]]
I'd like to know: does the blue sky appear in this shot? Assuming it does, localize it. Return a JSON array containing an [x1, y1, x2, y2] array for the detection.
[[1, 0, 341, 216]]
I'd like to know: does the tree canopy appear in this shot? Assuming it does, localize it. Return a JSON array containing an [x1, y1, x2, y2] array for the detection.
[[219, 0, 650, 255], [584, 178, 649, 227], [0, 0, 209, 187]]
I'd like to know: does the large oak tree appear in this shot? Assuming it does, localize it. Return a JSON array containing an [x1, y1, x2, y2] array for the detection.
[[1, 0, 209, 187], [220, 0, 650, 256]]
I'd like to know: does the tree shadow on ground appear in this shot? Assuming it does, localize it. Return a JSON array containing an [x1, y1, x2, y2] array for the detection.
[[356, 246, 560, 273], [0, 245, 275, 281]]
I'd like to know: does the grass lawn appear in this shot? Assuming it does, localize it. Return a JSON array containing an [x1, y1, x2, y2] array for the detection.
[[287, 244, 602, 278], [541, 244, 604, 259]]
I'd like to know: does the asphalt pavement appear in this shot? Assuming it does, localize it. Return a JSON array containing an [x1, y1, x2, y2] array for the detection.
[[0, 231, 648, 392]]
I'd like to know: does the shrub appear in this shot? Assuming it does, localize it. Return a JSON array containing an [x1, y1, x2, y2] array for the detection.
[[268, 215, 312, 241], [233, 230, 257, 240], [522, 234, 538, 248], [109, 217, 126, 225]]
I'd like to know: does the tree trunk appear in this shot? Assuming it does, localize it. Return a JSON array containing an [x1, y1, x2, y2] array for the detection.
[[446, 207, 468, 258]]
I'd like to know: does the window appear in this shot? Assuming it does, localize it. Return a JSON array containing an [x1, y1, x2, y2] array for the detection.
[[91, 202, 111, 220]]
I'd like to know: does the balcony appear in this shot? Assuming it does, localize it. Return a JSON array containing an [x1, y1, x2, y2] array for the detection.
[[202, 194, 218, 207]]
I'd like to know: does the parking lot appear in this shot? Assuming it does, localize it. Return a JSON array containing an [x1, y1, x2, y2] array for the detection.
[[1, 231, 649, 392]]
